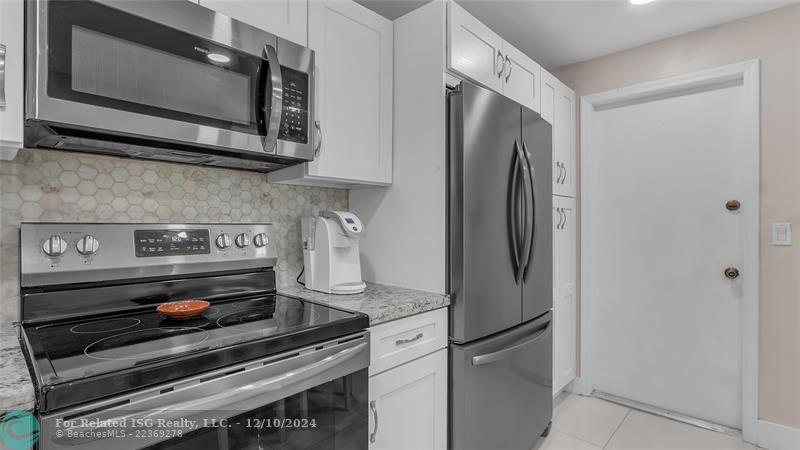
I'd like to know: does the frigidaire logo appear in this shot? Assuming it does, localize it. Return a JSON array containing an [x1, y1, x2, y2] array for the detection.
[[1, 410, 40, 450], [193, 46, 210, 55]]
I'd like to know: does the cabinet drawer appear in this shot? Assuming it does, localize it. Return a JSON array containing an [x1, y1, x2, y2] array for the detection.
[[369, 308, 447, 375]]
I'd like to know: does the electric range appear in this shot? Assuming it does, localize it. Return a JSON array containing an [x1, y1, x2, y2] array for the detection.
[[19, 223, 370, 450]]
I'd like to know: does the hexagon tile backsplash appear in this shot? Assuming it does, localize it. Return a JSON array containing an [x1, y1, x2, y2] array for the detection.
[[0, 149, 348, 323]]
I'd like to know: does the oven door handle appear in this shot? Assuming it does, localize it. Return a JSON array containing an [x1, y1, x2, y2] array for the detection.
[[47, 337, 369, 448], [261, 43, 283, 153]]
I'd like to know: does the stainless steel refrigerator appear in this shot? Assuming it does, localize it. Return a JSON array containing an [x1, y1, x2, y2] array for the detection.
[[448, 80, 553, 450]]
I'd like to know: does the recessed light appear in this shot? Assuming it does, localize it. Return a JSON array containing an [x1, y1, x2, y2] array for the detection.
[[207, 53, 230, 63], [630, 0, 655, 4]]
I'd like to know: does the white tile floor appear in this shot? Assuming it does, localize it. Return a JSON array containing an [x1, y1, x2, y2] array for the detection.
[[533, 393, 759, 450]]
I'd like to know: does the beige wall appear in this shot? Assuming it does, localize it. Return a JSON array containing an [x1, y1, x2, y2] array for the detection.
[[552, 4, 800, 428]]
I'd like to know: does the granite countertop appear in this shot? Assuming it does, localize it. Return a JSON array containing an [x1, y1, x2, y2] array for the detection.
[[280, 282, 449, 325], [0, 324, 35, 414]]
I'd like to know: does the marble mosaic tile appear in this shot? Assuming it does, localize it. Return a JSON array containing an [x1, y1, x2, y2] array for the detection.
[[0, 149, 347, 323]]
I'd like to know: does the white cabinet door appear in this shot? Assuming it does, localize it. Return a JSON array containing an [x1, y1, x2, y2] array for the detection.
[[554, 85, 576, 197], [369, 349, 447, 450], [540, 70, 556, 125], [553, 196, 576, 395], [0, 0, 23, 160], [447, 1, 503, 92], [541, 70, 576, 197], [306, 0, 392, 185], [501, 41, 541, 113], [199, 0, 307, 46]]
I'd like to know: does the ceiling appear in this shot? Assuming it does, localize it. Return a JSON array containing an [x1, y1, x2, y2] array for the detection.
[[353, 0, 794, 69]]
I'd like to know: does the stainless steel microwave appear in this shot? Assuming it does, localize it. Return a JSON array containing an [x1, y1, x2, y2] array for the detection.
[[25, 0, 316, 172]]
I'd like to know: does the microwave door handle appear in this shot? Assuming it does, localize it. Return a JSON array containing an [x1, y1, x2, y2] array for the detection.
[[262, 44, 284, 153]]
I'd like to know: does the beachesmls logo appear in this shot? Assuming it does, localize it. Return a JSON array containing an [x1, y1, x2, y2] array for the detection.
[[1, 410, 40, 450]]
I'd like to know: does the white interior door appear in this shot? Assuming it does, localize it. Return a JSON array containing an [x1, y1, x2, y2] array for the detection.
[[584, 76, 752, 428]]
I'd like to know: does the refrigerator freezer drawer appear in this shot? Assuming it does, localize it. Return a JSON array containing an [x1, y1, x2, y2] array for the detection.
[[450, 311, 552, 450]]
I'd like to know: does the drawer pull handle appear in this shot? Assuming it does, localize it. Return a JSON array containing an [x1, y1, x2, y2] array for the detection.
[[395, 333, 423, 346], [369, 400, 379, 443]]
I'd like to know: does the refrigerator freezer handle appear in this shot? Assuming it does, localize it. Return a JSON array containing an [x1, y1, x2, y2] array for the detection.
[[471, 320, 552, 366]]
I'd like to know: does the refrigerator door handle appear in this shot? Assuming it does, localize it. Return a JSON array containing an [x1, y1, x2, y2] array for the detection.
[[471, 320, 552, 366], [516, 141, 534, 281], [522, 142, 536, 280], [508, 140, 522, 281]]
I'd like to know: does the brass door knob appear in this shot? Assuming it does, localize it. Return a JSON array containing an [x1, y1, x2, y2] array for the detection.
[[724, 267, 740, 279], [726, 200, 741, 211]]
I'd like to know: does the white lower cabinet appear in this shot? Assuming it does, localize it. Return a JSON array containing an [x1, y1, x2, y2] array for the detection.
[[553, 196, 577, 395], [369, 349, 447, 450], [368, 308, 448, 449]]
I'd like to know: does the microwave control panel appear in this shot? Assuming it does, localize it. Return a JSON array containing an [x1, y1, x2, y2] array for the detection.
[[279, 67, 309, 144]]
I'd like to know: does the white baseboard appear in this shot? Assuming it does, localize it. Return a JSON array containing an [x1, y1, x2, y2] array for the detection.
[[750, 419, 800, 450], [565, 376, 592, 396]]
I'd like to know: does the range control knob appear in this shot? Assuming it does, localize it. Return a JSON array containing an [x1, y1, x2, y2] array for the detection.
[[42, 235, 68, 257], [215, 233, 232, 249], [253, 233, 269, 248], [76, 235, 100, 255], [235, 233, 250, 248]]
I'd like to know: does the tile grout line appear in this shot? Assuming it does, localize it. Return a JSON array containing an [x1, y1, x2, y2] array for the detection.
[[603, 408, 632, 449]]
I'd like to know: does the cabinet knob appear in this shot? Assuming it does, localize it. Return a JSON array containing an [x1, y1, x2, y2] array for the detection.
[[724, 267, 740, 279], [725, 200, 741, 211]]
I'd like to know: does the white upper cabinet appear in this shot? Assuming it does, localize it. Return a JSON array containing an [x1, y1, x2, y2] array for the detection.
[[447, 1, 503, 92], [540, 70, 556, 124], [542, 70, 576, 197], [501, 40, 541, 113], [554, 84, 576, 197], [199, 0, 308, 46], [447, 1, 540, 112], [0, 0, 23, 160], [269, 0, 393, 187]]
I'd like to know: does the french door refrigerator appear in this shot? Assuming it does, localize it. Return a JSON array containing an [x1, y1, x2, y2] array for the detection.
[[448, 80, 553, 450]]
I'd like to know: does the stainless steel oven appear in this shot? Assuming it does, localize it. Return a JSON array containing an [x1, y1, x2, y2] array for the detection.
[[25, 0, 316, 172], [38, 334, 370, 450], [19, 223, 369, 450]]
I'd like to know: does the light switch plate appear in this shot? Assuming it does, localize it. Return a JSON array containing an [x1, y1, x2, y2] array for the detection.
[[772, 223, 792, 246]]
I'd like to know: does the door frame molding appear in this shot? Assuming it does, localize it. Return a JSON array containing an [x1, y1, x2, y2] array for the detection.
[[577, 60, 762, 443]]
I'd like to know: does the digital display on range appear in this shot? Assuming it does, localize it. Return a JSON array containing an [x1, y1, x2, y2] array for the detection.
[[134, 229, 210, 257]]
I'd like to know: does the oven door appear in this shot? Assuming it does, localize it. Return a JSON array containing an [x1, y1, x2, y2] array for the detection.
[[26, 0, 314, 160], [39, 334, 369, 450]]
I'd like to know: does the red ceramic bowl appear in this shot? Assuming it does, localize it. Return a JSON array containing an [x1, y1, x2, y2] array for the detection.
[[157, 300, 210, 319]]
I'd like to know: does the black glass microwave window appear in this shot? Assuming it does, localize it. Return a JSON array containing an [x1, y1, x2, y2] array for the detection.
[[46, 1, 266, 135]]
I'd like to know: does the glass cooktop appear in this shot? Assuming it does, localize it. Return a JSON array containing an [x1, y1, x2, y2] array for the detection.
[[30, 294, 355, 380]]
